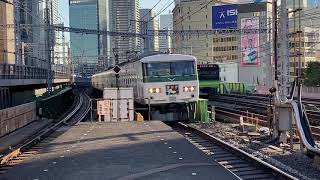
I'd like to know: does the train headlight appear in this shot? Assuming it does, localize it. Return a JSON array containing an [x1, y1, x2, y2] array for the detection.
[[183, 86, 195, 92], [148, 88, 161, 94]]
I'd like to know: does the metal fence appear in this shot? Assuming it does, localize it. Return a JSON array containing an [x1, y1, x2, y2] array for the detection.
[[0, 64, 70, 80]]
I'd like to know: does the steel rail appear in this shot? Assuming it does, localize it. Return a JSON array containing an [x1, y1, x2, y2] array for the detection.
[[177, 122, 298, 180], [0, 92, 86, 165]]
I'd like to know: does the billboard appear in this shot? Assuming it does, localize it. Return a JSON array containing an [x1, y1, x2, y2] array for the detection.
[[212, 4, 239, 29], [241, 17, 260, 65]]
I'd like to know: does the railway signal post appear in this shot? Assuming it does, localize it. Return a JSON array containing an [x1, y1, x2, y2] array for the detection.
[[114, 54, 121, 122]]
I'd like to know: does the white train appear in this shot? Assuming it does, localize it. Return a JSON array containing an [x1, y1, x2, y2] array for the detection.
[[92, 54, 199, 121]]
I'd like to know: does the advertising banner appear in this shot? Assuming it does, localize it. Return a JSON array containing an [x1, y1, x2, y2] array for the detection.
[[241, 17, 260, 65], [212, 4, 239, 29]]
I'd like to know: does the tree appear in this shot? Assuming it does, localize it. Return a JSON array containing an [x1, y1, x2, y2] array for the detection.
[[304, 62, 320, 87]]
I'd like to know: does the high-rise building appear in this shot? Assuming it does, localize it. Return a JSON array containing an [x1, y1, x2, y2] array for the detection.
[[287, 0, 309, 8], [159, 14, 173, 53], [51, 0, 67, 66], [111, 0, 140, 63], [18, 0, 47, 68], [69, 0, 110, 77], [140, 9, 159, 53], [173, 0, 240, 63], [288, 6, 320, 76], [0, 2, 15, 64]]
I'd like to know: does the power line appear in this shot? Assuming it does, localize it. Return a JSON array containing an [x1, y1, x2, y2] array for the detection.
[[140, 0, 162, 20], [147, 0, 174, 23]]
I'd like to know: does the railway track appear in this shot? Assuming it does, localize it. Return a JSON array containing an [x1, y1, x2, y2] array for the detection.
[[174, 122, 297, 180], [210, 94, 320, 126], [0, 91, 91, 174], [211, 106, 320, 141]]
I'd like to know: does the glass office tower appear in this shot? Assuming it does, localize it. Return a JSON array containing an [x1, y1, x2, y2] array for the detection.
[[69, 0, 110, 78]]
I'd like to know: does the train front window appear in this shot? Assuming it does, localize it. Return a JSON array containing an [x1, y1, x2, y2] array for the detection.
[[144, 61, 195, 77], [145, 63, 171, 76], [171, 61, 195, 76], [198, 67, 219, 80]]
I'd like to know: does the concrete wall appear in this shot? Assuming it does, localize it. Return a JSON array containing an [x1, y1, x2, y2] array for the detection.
[[0, 102, 37, 137]]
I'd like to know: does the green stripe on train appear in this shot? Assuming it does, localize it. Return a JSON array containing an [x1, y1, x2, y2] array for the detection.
[[144, 75, 198, 82], [199, 80, 220, 88]]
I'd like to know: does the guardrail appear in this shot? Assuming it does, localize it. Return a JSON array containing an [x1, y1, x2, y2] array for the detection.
[[0, 64, 69, 80]]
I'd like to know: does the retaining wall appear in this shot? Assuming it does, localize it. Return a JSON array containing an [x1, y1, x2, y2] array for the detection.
[[0, 102, 37, 137]]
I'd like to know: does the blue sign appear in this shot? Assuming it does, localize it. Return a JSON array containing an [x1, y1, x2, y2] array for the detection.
[[212, 4, 239, 29]]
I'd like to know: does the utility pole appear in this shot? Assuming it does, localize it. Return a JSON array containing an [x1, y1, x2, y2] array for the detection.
[[45, 0, 53, 95], [297, 0, 303, 104], [278, 0, 290, 102], [271, 0, 280, 140], [271, 0, 296, 146], [273, 0, 278, 82]]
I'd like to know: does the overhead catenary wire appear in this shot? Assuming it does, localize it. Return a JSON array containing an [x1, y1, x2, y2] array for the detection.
[[140, 0, 163, 20]]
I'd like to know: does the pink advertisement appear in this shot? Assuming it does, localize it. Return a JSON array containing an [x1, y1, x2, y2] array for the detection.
[[241, 17, 260, 65]]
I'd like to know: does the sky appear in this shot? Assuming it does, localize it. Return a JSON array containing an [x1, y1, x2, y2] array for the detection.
[[140, 0, 174, 14]]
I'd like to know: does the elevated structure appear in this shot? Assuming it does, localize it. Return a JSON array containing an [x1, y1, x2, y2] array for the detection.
[[0, 0, 69, 87]]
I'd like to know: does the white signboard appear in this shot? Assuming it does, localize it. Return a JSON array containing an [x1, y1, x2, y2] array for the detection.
[[97, 88, 134, 122]]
